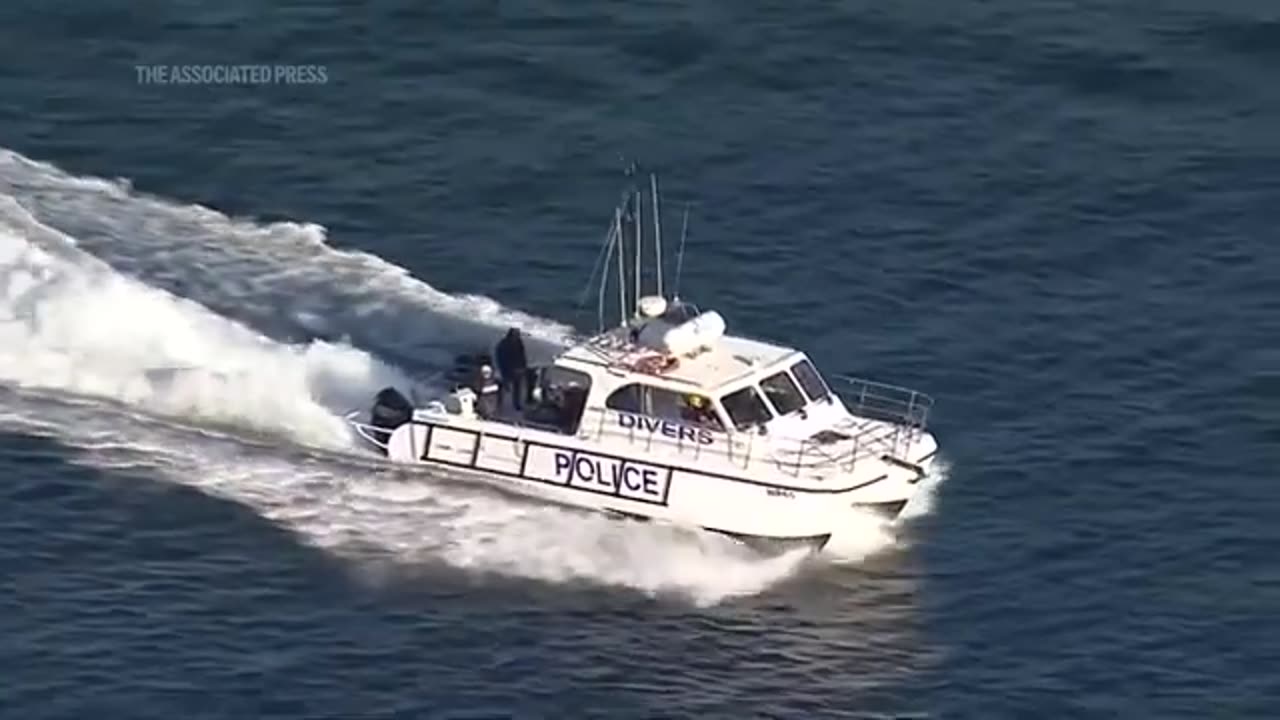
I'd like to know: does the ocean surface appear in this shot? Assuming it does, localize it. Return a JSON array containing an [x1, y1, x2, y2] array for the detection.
[[1, 1, 1278, 718]]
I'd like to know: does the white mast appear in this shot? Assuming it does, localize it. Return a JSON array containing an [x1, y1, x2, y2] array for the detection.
[[633, 189, 641, 316], [673, 203, 690, 301], [597, 222, 616, 333], [615, 206, 626, 327], [651, 173, 663, 298]]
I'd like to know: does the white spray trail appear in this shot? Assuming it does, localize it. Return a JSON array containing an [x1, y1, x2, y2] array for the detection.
[[0, 394, 813, 607], [0, 148, 578, 369], [0, 196, 410, 450]]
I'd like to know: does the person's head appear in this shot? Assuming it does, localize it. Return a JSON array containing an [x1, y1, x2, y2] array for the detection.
[[507, 327, 521, 340], [481, 364, 493, 377], [686, 394, 705, 410]]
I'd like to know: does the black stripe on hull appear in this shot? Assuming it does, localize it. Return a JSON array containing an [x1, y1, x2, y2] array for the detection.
[[713, 529, 833, 554], [574, 508, 834, 554], [857, 499, 908, 519], [713, 500, 910, 554]]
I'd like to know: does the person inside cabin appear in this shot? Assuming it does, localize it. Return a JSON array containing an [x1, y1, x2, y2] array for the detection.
[[681, 394, 720, 430], [494, 327, 528, 412], [472, 363, 500, 418]]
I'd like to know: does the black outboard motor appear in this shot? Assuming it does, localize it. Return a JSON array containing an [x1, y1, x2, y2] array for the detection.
[[368, 387, 413, 448]]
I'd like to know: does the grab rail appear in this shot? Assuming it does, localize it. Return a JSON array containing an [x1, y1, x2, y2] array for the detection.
[[831, 375, 932, 430], [570, 375, 933, 477], [575, 406, 917, 480], [408, 373, 934, 481]]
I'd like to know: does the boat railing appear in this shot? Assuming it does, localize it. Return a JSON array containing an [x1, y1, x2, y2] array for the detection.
[[831, 375, 932, 444], [402, 377, 932, 480], [577, 406, 898, 479]]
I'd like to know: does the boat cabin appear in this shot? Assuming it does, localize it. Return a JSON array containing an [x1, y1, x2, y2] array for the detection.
[[481, 301, 842, 444], [442, 172, 854, 444]]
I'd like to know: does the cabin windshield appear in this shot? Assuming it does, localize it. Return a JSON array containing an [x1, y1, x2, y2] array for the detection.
[[789, 358, 831, 403], [759, 370, 807, 416], [720, 385, 773, 431]]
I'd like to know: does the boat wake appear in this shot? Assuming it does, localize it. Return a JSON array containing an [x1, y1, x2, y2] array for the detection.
[[0, 149, 576, 370], [0, 148, 944, 604], [0, 195, 408, 450], [2, 391, 814, 607]]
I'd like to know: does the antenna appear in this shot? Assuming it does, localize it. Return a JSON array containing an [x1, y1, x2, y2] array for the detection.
[[633, 189, 641, 317], [651, 173, 663, 298], [615, 205, 626, 327], [578, 217, 616, 311], [597, 222, 617, 333], [672, 203, 690, 301]]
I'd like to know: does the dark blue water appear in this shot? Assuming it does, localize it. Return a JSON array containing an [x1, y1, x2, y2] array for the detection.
[[2, 2, 1278, 717]]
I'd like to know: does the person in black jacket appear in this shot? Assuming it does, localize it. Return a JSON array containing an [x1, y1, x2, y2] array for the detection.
[[494, 327, 528, 411]]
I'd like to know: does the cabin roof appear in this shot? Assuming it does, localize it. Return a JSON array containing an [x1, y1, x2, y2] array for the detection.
[[555, 325, 800, 395]]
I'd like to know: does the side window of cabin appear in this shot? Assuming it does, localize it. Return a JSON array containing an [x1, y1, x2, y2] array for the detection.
[[790, 359, 831, 403], [759, 370, 808, 416], [686, 394, 725, 431], [605, 384, 643, 413], [605, 383, 722, 431], [720, 386, 773, 431], [646, 387, 688, 423]]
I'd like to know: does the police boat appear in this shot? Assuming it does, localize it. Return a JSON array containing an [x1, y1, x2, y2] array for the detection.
[[347, 173, 939, 551]]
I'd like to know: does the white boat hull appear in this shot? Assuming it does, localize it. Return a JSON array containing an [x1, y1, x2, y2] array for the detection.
[[350, 405, 936, 551]]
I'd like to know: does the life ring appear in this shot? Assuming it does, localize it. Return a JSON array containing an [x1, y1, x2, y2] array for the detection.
[[632, 354, 678, 375]]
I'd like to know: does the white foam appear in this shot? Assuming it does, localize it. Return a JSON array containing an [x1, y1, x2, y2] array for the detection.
[[823, 456, 951, 563], [823, 508, 902, 563], [423, 500, 814, 605], [218, 462, 817, 607], [0, 397, 813, 607], [898, 455, 950, 521], [163, 440, 942, 604], [0, 149, 577, 368], [0, 196, 410, 450]]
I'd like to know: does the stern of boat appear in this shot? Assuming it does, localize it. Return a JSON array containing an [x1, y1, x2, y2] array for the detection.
[[344, 385, 423, 455]]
